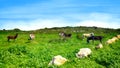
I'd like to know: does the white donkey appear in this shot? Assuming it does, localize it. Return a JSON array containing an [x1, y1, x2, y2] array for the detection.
[[28, 33, 35, 40], [83, 33, 94, 39]]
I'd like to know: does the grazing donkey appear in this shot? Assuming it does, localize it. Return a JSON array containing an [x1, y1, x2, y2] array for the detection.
[[59, 32, 72, 40], [87, 36, 103, 43], [83, 33, 94, 39], [7, 33, 18, 42], [28, 33, 35, 40]]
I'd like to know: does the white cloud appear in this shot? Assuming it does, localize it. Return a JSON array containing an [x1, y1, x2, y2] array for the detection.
[[75, 20, 120, 29], [2, 19, 70, 30], [71, 13, 120, 29], [75, 20, 107, 28]]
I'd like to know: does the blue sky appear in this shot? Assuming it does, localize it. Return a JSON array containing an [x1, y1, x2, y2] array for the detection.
[[0, 0, 120, 30]]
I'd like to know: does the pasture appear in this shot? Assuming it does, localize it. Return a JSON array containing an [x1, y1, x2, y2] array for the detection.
[[0, 27, 120, 68]]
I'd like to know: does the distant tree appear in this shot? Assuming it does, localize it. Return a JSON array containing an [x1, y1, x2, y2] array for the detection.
[[44, 27, 48, 29], [52, 27, 59, 29], [116, 28, 120, 34], [3, 29, 6, 31], [93, 26, 98, 29], [13, 28, 21, 31]]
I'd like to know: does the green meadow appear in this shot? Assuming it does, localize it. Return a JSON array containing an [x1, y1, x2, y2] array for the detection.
[[0, 27, 120, 68]]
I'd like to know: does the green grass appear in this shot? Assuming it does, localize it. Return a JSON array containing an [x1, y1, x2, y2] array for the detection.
[[0, 27, 120, 68]]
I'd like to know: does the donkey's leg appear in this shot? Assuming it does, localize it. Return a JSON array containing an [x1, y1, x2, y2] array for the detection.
[[8, 38, 10, 42], [92, 40, 94, 43], [100, 39, 102, 43], [87, 39, 89, 43], [14, 39, 16, 42]]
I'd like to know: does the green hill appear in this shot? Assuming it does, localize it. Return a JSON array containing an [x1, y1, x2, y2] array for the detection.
[[0, 26, 120, 68]]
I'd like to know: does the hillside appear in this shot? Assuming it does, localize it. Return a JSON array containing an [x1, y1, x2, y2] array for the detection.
[[0, 26, 120, 68]]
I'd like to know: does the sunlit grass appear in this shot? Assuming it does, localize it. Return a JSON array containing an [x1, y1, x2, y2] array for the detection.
[[0, 28, 120, 68]]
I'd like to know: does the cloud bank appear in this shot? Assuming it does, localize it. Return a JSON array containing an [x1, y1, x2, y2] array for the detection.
[[1, 13, 120, 30]]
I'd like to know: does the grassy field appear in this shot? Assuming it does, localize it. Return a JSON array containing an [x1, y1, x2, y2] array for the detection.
[[0, 27, 120, 68]]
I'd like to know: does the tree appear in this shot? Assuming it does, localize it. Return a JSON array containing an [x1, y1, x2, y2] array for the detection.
[[13, 28, 21, 31]]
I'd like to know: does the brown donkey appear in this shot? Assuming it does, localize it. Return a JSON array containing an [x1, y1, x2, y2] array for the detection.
[[7, 33, 18, 42]]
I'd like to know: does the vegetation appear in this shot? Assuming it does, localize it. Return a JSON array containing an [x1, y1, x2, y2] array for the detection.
[[0, 26, 120, 68]]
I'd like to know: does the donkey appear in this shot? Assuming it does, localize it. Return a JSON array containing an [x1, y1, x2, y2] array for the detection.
[[7, 33, 18, 42], [83, 33, 94, 39], [28, 33, 35, 40], [59, 32, 72, 40], [87, 36, 103, 43]]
